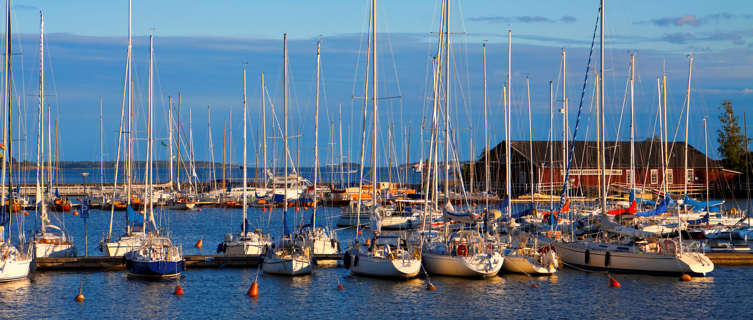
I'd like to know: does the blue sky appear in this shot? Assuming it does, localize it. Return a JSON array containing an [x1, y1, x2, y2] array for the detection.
[[4, 0, 753, 167]]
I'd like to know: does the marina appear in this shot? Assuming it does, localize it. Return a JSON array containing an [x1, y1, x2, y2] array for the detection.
[[0, 0, 751, 319]]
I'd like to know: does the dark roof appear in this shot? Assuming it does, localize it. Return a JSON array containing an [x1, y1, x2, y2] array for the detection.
[[480, 139, 722, 169]]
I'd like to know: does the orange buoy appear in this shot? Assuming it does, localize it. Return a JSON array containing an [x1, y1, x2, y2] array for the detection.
[[426, 282, 436, 291], [337, 284, 344, 290], [247, 281, 259, 297], [199, 209, 203, 212], [680, 273, 692, 281], [174, 285, 184, 296], [609, 277, 621, 288], [531, 282, 539, 288], [263, 207, 268, 211], [295, 207, 300, 211], [74, 293, 85, 302], [23, 211, 29, 216], [365, 239, 371, 246], [195, 239, 203, 249], [73, 211, 79, 216]]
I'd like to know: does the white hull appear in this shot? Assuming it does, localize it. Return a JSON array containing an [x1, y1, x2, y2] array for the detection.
[[224, 240, 268, 256], [0, 244, 32, 282], [501, 255, 556, 275], [422, 252, 503, 278], [101, 233, 146, 256], [554, 241, 714, 276], [34, 241, 76, 258], [350, 252, 421, 278], [262, 255, 312, 276]]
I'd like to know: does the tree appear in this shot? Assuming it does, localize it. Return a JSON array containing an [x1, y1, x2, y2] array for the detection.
[[717, 100, 749, 172]]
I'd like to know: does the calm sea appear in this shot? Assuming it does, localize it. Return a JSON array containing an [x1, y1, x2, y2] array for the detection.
[[1, 204, 751, 319]]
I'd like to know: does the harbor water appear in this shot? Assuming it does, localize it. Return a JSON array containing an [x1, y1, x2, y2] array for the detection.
[[2, 205, 752, 319]]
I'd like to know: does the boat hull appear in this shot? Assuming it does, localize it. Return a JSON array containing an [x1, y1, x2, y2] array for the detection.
[[262, 256, 312, 276], [501, 255, 556, 275], [422, 252, 503, 278], [100, 234, 145, 256], [34, 241, 76, 258], [350, 253, 421, 279], [125, 258, 184, 278], [0, 257, 32, 282], [554, 242, 714, 276]]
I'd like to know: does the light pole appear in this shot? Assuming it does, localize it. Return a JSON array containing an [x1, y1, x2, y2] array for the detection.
[[80, 172, 89, 257]]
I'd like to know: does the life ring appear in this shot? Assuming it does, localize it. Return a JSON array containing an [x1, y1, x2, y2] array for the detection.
[[456, 244, 468, 257]]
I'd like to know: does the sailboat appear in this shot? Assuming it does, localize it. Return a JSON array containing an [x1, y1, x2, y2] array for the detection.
[[419, 0, 502, 279], [295, 40, 339, 266], [261, 34, 312, 276], [0, 0, 31, 282], [124, 35, 184, 278], [217, 63, 272, 257], [99, 0, 146, 256], [29, 11, 75, 258], [553, 0, 713, 276], [344, 0, 421, 279]]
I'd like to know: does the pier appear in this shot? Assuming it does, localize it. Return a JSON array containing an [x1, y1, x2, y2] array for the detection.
[[35, 254, 343, 271]]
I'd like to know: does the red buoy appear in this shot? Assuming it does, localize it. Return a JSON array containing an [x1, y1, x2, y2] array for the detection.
[[195, 239, 203, 249], [680, 274, 692, 281], [609, 277, 621, 288], [73, 211, 79, 216], [174, 285, 184, 296], [248, 281, 259, 297], [531, 282, 539, 288], [337, 284, 344, 290], [199, 209, 203, 212], [426, 282, 436, 291], [23, 211, 29, 216], [74, 293, 85, 302]]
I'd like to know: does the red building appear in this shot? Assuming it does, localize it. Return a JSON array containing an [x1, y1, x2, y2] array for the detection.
[[474, 140, 740, 197]]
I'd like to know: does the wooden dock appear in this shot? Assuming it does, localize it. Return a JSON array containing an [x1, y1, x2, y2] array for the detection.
[[35, 254, 343, 271], [704, 252, 753, 266]]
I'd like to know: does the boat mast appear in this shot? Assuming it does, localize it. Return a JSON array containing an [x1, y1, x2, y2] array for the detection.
[[354, 1, 373, 240], [681, 55, 693, 253], [526, 76, 534, 208], [145, 34, 154, 232], [371, 0, 378, 206], [549, 81, 554, 216], [177, 92, 182, 192], [561, 49, 567, 201], [37, 10, 47, 234], [482, 42, 489, 212], [703, 118, 710, 219], [99, 97, 104, 202], [168, 96, 174, 191], [0, 0, 12, 242], [242, 63, 248, 235], [222, 115, 226, 190], [126, 0, 133, 232], [339, 103, 344, 186], [261, 73, 267, 187], [283, 33, 289, 236], [599, 0, 607, 215], [443, 0, 450, 204], [313, 39, 321, 228], [207, 105, 215, 191], [505, 28, 512, 218], [629, 53, 636, 192]]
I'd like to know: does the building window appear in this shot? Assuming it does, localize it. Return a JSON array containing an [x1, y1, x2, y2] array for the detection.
[[650, 169, 658, 184], [686, 169, 694, 183], [666, 169, 674, 185]]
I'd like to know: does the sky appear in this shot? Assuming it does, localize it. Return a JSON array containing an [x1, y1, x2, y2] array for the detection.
[[3, 0, 753, 167]]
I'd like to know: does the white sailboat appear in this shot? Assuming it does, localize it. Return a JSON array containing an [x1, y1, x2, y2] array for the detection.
[[218, 63, 272, 256], [29, 11, 75, 258], [0, 0, 32, 281], [554, 0, 714, 276], [262, 34, 312, 276], [99, 0, 146, 256], [296, 39, 339, 266], [345, 0, 421, 279]]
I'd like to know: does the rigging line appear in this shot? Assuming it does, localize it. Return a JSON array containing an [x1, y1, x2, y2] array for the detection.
[[558, 5, 600, 211], [605, 64, 631, 189]]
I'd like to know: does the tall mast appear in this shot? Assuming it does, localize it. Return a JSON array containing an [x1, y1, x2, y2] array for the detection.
[[168, 96, 174, 191], [354, 1, 373, 240], [561, 49, 567, 200], [177, 92, 182, 191], [371, 0, 378, 204], [222, 115, 226, 190], [145, 34, 154, 232], [283, 33, 289, 236], [703, 118, 710, 220], [261, 73, 267, 187], [37, 10, 47, 233], [207, 105, 215, 191], [505, 28, 512, 218], [313, 39, 321, 228], [482, 42, 489, 212], [680, 55, 693, 253], [242, 63, 248, 234], [599, 0, 607, 215], [443, 0, 450, 204], [126, 0, 133, 216], [0, 0, 12, 242], [657, 77, 665, 193], [99, 97, 104, 201], [339, 103, 343, 186], [549, 81, 554, 213], [630, 53, 635, 191], [526, 76, 534, 207], [662, 75, 668, 194]]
